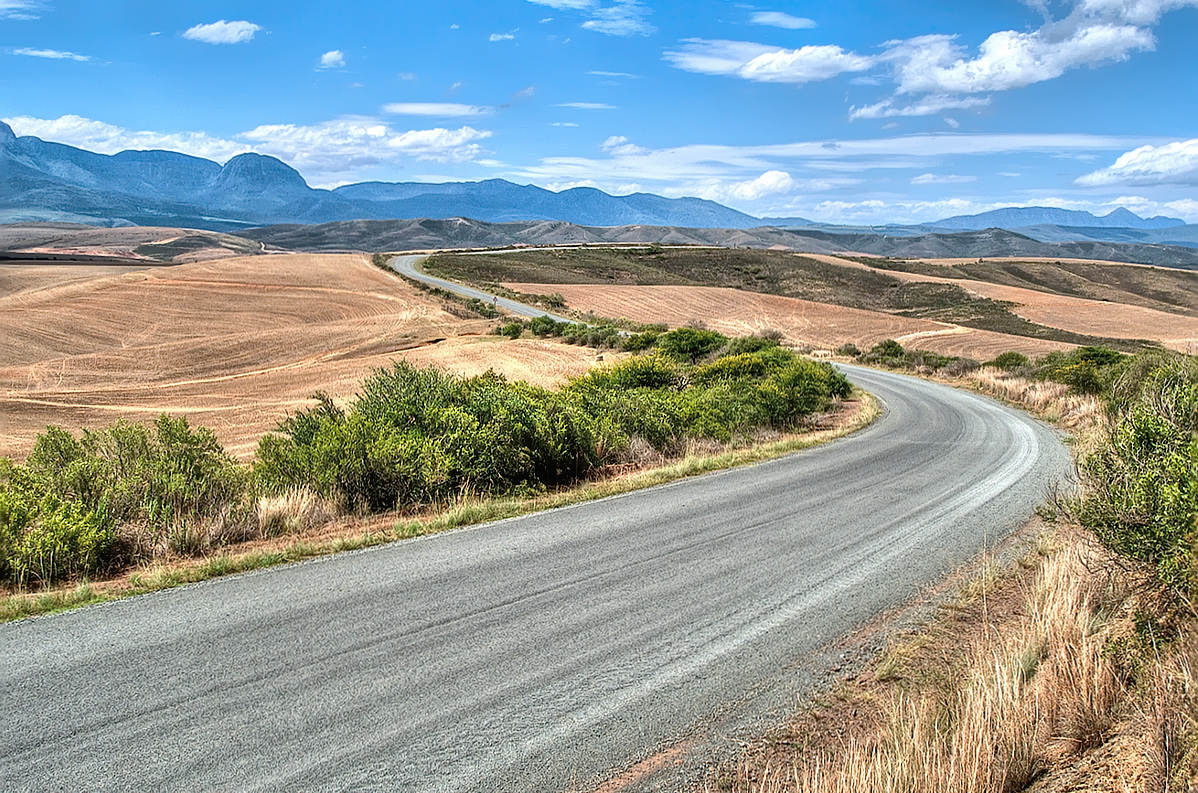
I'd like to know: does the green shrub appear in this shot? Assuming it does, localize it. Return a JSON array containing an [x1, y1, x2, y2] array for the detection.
[[657, 327, 728, 364], [986, 351, 1030, 370], [1075, 354, 1198, 590], [835, 343, 861, 357]]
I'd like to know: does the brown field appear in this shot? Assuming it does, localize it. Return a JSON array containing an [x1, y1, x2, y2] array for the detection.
[[0, 255, 605, 460], [804, 253, 1198, 351], [508, 282, 1075, 361]]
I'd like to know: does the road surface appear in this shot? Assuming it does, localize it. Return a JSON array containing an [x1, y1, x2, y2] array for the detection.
[[1, 363, 1070, 791], [389, 254, 577, 324]]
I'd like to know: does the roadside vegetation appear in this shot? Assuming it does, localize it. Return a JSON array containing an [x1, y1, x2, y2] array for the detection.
[[427, 248, 1165, 351], [713, 342, 1198, 792], [1, 328, 853, 609]]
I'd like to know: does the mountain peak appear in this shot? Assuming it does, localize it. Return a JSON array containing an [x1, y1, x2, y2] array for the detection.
[[0, 120, 14, 145]]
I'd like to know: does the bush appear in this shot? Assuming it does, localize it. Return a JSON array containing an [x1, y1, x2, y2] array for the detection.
[[835, 342, 861, 357], [657, 327, 728, 364], [1075, 353, 1198, 591], [986, 351, 1030, 370]]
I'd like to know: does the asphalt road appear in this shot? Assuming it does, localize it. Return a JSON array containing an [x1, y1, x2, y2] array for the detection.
[[389, 254, 577, 324], [1, 365, 1071, 792]]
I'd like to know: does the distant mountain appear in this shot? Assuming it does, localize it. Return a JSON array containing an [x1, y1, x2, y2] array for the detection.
[[934, 206, 1185, 231], [241, 218, 1198, 268], [1006, 223, 1198, 250], [0, 121, 759, 230]]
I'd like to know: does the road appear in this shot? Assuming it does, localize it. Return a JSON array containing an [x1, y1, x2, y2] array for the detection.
[[389, 254, 577, 324], [0, 364, 1070, 792]]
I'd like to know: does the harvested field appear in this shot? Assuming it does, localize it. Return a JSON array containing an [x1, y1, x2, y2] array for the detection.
[[806, 253, 1198, 350], [0, 223, 264, 263], [508, 282, 1074, 361], [0, 255, 604, 460]]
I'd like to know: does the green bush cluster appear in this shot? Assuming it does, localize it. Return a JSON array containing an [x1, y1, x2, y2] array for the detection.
[[856, 339, 968, 373], [258, 344, 849, 513], [0, 416, 249, 585], [1075, 353, 1198, 591]]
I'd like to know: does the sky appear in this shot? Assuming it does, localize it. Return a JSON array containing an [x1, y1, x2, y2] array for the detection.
[[2, 0, 1197, 224]]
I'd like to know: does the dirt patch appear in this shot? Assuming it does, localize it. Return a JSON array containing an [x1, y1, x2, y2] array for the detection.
[[0, 254, 604, 460]]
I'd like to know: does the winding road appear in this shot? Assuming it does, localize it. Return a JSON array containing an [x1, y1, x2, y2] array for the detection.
[[390, 254, 577, 324], [1, 361, 1070, 792]]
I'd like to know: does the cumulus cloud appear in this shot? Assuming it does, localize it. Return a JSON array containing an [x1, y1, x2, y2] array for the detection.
[[750, 11, 817, 30], [183, 20, 262, 45], [666, 39, 873, 84], [489, 32, 516, 42], [884, 25, 1153, 96], [727, 171, 797, 200], [318, 50, 345, 69], [383, 103, 494, 117], [12, 47, 89, 61], [3, 114, 492, 185], [1076, 138, 1198, 186]]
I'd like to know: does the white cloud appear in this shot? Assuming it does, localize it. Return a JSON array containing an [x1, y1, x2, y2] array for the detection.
[[885, 24, 1154, 97], [849, 95, 990, 120], [3, 114, 493, 186], [530, 0, 653, 36], [911, 173, 977, 185], [526, 0, 595, 8], [0, 0, 41, 20], [750, 11, 817, 30], [383, 103, 494, 117], [581, 0, 654, 36], [12, 47, 89, 61], [489, 32, 516, 42], [666, 39, 873, 84], [1076, 138, 1198, 186], [553, 122, 580, 127], [728, 171, 798, 200], [556, 102, 616, 109], [182, 20, 262, 45], [600, 135, 647, 155], [589, 70, 639, 78], [318, 50, 345, 69]]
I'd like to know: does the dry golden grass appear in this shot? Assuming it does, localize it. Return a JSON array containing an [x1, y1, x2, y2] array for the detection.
[[968, 369, 1103, 431]]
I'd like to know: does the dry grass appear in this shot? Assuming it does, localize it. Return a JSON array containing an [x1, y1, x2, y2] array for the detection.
[[256, 488, 337, 537], [968, 369, 1103, 431]]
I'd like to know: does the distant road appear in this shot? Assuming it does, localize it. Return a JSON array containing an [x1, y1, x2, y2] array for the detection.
[[1, 365, 1070, 792], [389, 253, 576, 323]]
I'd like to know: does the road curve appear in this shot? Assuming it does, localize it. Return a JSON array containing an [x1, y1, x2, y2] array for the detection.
[[1, 366, 1071, 792], [390, 254, 577, 323]]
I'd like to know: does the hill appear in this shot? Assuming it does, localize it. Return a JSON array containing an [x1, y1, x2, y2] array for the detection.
[[240, 218, 1198, 268], [933, 206, 1185, 230]]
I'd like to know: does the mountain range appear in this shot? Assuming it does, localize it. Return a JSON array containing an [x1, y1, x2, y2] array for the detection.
[[3, 120, 1196, 259]]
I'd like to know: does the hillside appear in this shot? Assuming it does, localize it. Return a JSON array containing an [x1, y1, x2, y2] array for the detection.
[[241, 217, 1198, 267]]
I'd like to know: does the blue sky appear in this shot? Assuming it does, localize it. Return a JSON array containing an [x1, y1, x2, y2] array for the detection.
[[2, 0, 1197, 223]]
